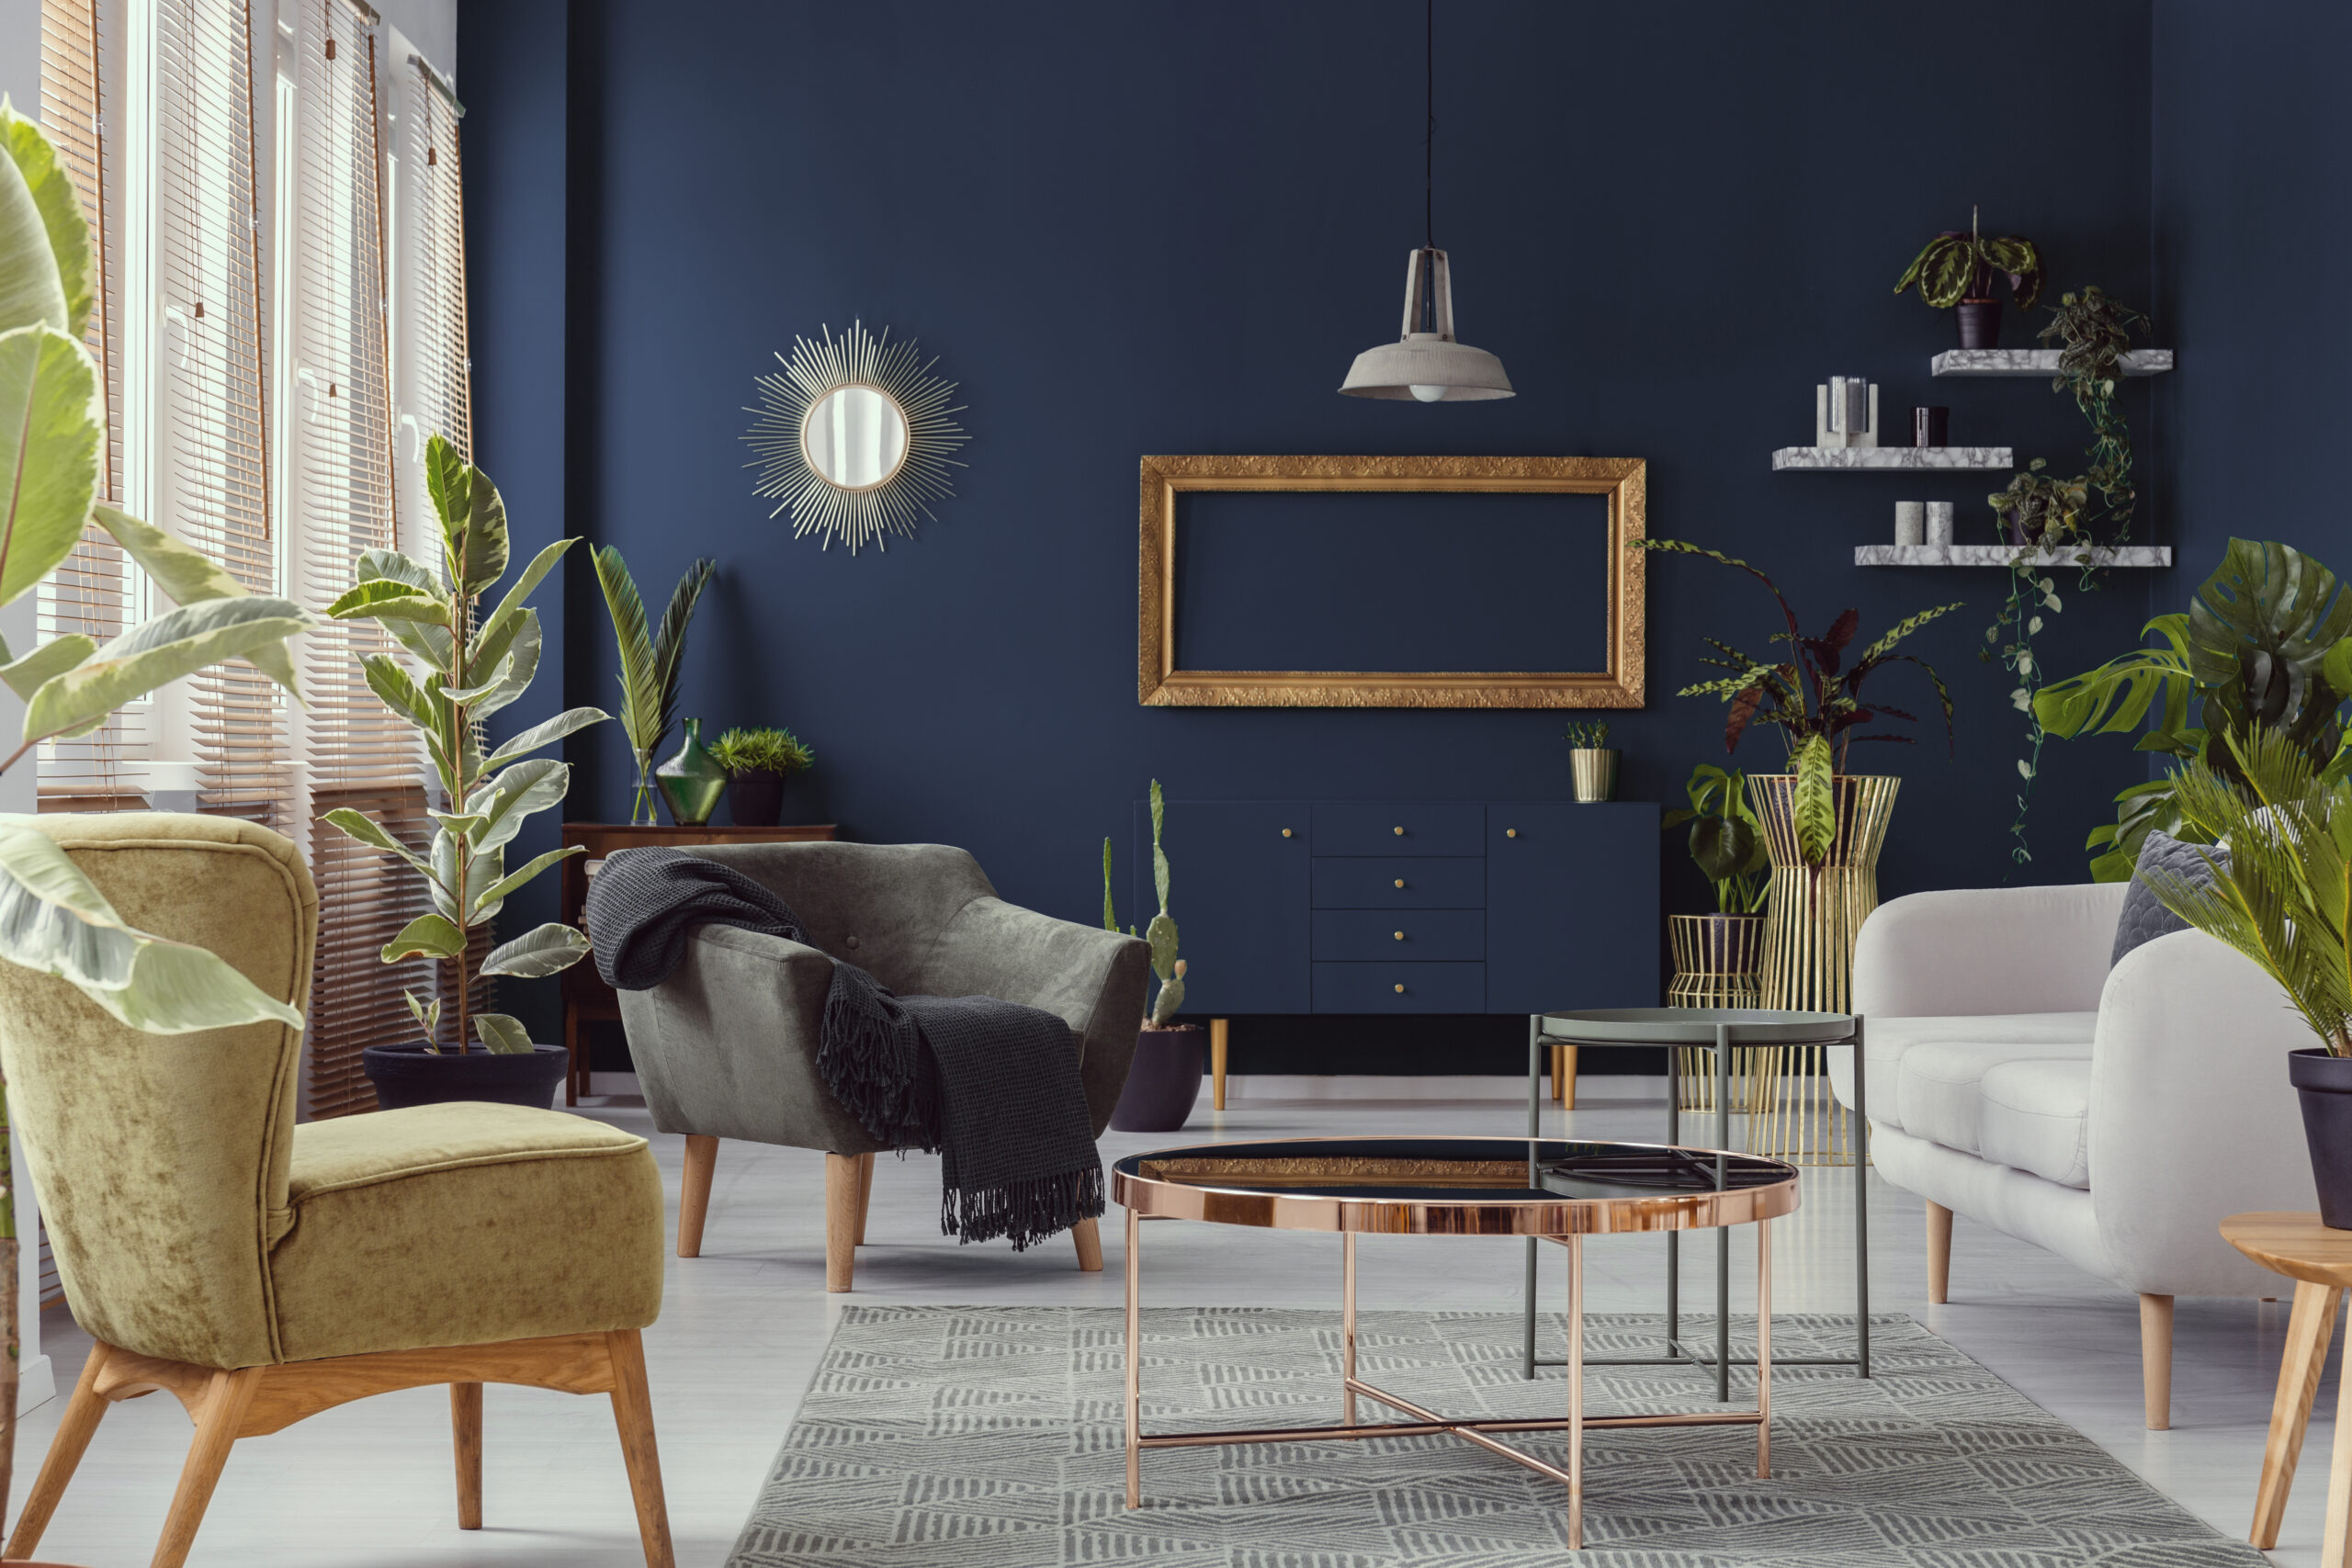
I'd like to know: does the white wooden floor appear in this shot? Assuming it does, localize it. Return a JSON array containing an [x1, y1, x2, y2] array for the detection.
[[5, 1090, 2332, 1565]]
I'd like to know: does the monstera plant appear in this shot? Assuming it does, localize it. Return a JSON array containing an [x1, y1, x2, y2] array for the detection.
[[0, 97, 313, 1525], [2034, 538, 2352, 880], [321, 434, 609, 1055]]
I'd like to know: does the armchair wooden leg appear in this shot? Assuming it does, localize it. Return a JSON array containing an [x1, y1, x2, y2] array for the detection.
[[1210, 1018, 1228, 1111], [854, 1151, 875, 1245], [2141, 1292, 2175, 1431], [1071, 1215, 1103, 1271], [152, 1366, 263, 1568], [452, 1382, 484, 1529], [677, 1135, 718, 1258], [1925, 1201, 1952, 1305], [6, 1340, 114, 1562], [605, 1330, 678, 1568], [825, 1153, 860, 1292]]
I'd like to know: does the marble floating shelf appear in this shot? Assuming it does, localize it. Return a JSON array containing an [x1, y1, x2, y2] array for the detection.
[[1855, 544, 2173, 568], [1930, 348, 2175, 378], [1772, 446, 2010, 472]]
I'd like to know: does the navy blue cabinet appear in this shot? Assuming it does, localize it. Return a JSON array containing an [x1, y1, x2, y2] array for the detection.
[[1140, 800, 1658, 1020]]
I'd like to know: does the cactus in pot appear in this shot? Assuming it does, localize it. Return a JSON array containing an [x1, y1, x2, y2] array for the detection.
[[1142, 779, 1186, 1026]]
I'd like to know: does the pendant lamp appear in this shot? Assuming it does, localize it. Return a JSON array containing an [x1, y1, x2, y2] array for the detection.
[[1339, 0, 1514, 403]]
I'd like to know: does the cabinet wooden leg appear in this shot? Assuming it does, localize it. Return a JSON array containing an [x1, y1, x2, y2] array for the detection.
[[2255, 1281, 2342, 1548], [1925, 1201, 1952, 1305], [1557, 1044, 1577, 1110], [605, 1329, 678, 1568], [564, 1006, 582, 1106], [677, 1135, 718, 1258], [1210, 1018, 1228, 1111], [151, 1366, 263, 1568], [451, 1382, 484, 1529], [5, 1340, 112, 1562], [1071, 1215, 1103, 1271], [825, 1153, 859, 1292], [2141, 1292, 2174, 1431], [854, 1151, 875, 1245]]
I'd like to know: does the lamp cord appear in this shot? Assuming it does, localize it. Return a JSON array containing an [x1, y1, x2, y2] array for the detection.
[[1424, 0, 1434, 251]]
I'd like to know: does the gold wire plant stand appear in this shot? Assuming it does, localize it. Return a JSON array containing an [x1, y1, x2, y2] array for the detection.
[[1668, 914, 1765, 1136]]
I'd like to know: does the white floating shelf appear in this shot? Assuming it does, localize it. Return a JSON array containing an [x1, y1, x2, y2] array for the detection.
[[1772, 446, 2011, 472], [1930, 349, 2174, 378], [1855, 544, 2172, 568]]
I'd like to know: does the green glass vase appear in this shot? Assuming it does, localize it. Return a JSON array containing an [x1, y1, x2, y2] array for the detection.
[[655, 718, 728, 827]]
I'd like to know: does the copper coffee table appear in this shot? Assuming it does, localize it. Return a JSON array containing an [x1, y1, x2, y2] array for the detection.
[[1112, 1135, 1801, 1549]]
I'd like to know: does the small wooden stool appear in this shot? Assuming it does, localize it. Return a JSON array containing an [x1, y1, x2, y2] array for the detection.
[[2223, 1212, 2352, 1560]]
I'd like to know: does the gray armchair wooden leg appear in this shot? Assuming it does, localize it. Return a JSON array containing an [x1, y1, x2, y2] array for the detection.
[[854, 1151, 875, 1244], [825, 1154, 860, 1292], [1072, 1216, 1103, 1271], [678, 1136, 718, 1258]]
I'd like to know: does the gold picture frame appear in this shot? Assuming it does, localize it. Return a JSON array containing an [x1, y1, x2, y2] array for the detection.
[[1137, 454, 1645, 709]]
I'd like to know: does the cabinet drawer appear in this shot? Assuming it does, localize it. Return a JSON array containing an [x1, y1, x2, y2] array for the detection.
[[1314, 909, 1484, 962], [1312, 803, 1484, 857], [1312, 856, 1485, 908], [1313, 962, 1485, 1014]]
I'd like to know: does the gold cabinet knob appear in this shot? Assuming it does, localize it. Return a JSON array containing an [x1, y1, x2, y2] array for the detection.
[[1393, 983, 1406, 993], [1506, 828, 1518, 838], [1281, 828, 1293, 838], [1393, 931, 1405, 941], [1393, 825, 1405, 836], [1394, 878, 1406, 888]]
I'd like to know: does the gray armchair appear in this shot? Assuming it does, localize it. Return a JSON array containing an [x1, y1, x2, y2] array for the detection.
[[613, 840, 1149, 1291]]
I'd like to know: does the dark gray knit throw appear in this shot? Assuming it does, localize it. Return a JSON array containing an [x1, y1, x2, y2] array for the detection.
[[586, 848, 1103, 1250]]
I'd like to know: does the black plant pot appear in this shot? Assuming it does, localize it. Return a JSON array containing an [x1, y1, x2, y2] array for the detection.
[[363, 1043, 571, 1112], [729, 770, 786, 827], [1109, 1024, 1204, 1133], [1954, 299, 2002, 350], [2290, 1047, 2352, 1227]]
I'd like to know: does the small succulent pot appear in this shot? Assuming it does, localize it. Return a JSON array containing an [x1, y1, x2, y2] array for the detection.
[[1568, 749, 1619, 804], [1110, 1023, 1205, 1133], [656, 717, 728, 827], [364, 1043, 571, 1112], [729, 769, 786, 827], [2290, 1047, 2352, 1228], [1953, 299, 2002, 350]]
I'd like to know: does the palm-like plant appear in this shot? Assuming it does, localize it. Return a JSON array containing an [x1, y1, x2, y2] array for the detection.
[[594, 547, 715, 824], [1637, 538, 1961, 865], [2142, 727, 2352, 1055], [320, 435, 610, 1052]]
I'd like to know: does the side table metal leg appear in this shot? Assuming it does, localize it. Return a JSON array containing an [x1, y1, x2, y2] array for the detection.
[[1566, 1231, 1585, 1551], [1854, 1015, 1871, 1379], [1525, 1018, 1541, 1381], [1342, 1233, 1358, 1427], [1716, 1023, 1732, 1404], [1125, 1206, 1141, 1508], [1667, 1045, 1679, 1359], [1758, 1217, 1773, 1479]]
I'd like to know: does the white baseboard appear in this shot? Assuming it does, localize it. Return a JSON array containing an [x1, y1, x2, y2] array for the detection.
[[1221, 1074, 1663, 1102], [17, 1351, 53, 1414]]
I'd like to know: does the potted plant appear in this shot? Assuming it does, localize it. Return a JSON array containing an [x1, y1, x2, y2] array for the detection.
[[1637, 537, 1961, 1012], [1661, 761, 1770, 997], [592, 547, 714, 825], [0, 98, 315, 1554], [708, 725, 815, 826], [2142, 727, 2352, 1224], [1562, 720, 1616, 803], [1104, 781, 1198, 1133], [1894, 207, 2044, 349], [320, 434, 612, 1111]]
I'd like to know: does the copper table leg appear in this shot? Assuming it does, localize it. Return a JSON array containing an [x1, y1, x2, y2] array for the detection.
[[1125, 1205, 1141, 1509]]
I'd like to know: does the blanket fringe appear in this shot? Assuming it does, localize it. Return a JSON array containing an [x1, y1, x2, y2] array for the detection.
[[940, 1162, 1106, 1253]]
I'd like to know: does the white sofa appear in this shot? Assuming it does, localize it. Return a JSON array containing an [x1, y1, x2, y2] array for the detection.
[[1833, 882, 2316, 1428]]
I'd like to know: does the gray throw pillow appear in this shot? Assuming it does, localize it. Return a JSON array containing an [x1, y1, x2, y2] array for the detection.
[[2110, 829, 2229, 968]]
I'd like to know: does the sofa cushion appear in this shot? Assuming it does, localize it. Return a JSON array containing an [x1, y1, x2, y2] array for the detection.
[[1896, 1039, 2093, 1156], [2112, 829, 2228, 968], [1830, 1012, 2098, 1129], [1977, 1058, 2093, 1190]]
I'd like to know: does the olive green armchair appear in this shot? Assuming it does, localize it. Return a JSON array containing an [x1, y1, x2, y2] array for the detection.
[[0, 814, 675, 1568]]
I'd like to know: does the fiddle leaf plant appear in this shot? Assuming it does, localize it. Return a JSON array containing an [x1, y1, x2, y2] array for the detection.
[[322, 434, 611, 1052]]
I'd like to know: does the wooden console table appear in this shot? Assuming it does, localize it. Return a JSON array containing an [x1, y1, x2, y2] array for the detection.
[[560, 822, 839, 1103]]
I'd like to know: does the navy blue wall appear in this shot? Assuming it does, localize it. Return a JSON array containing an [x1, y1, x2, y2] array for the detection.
[[464, 0, 2166, 1061]]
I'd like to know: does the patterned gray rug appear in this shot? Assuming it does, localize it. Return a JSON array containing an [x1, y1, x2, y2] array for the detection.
[[729, 1305, 2264, 1566]]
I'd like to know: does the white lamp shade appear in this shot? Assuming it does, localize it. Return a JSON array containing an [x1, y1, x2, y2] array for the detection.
[[1339, 247, 1514, 401]]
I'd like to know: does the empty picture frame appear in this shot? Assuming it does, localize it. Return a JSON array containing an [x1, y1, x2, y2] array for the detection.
[[1137, 454, 1646, 708]]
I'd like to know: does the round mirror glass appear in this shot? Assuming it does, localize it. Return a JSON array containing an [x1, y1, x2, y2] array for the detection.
[[801, 384, 910, 491]]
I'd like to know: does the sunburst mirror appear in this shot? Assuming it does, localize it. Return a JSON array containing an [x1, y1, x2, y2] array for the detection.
[[743, 321, 968, 554]]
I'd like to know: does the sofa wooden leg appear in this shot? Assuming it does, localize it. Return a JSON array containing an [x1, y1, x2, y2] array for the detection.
[[451, 1382, 484, 1529], [825, 1153, 860, 1292], [677, 1135, 718, 1258], [6, 1339, 113, 1562], [605, 1329, 678, 1568], [854, 1151, 875, 1245], [152, 1365, 263, 1568], [1071, 1215, 1104, 1271], [2141, 1292, 2175, 1430], [1925, 1201, 1952, 1305]]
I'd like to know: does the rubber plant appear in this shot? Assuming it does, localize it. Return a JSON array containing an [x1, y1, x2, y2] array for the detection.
[[1101, 779, 1186, 1025], [0, 98, 315, 1521], [1893, 207, 2043, 311], [320, 434, 611, 1052], [594, 547, 715, 825], [1636, 539, 1961, 866], [2035, 537, 2352, 880], [1662, 763, 1769, 914]]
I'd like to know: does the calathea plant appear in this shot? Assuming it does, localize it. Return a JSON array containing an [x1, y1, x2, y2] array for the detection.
[[594, 547, 715, 825], [321, 434, 610, 1051], [1636, 539, 1960, 866], [1101, 780, 1186, 1026], [1893, 208, 2044, 310]]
